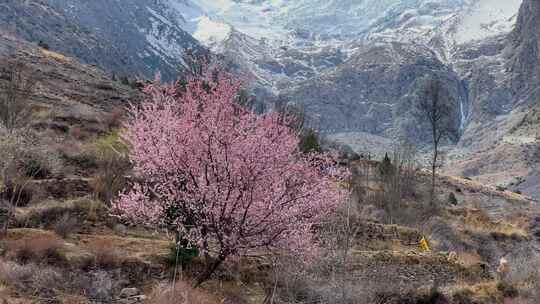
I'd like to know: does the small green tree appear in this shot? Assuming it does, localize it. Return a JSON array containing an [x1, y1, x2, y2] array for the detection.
[[377, 153, 394, 178], [119, 76, 130, 86], [448, 192, 458, 205], [299, 129, 321, 153]]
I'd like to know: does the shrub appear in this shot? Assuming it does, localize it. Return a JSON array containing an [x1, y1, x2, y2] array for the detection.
[[120, 76, 130, 86], [448, 192, 458, 205], [85, 270, 114, 302], [69, 126, 85, 140], [349, 152, 362, 161], [95, 83, 114, 91], [6, 234, 66, 266], [38, 40, 50, 50], [13, 136, 61, 180], [0, 137, 62, 202], [22, 157, 51, 179], [85, 239, 122, 269], [376, 287, 449, 304], [90, 131, 130, 204], [0, 259, 36, 291], [165, 241, 199, 269], [0, 179, 34, 207], [299, 128, 321, 153], [497, 281, 519, 298], [53, 213, 79, 238], [105, 108, 124, 130], [496, 185, 507, 192], [32, 267, 64, 298], [61, 148, 98, 172], [451, 289, 475, 304]]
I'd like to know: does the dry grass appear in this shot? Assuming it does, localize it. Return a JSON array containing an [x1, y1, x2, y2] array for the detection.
[[40, 49, 70, 62], [456, 251, 483, 268], [83, 239, 122, 269], [448, 206, 528, 239], [452, 281, 503, 303], [147, 281, 223, 304], [14, 198, 104, 229], [80, 235, 170, 260], [441, 174, 535, 204]]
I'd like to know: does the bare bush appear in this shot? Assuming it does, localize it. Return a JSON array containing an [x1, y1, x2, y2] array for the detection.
[[379, 140, 419, 224], [265, 197, 370, 304], [53, 213, 79, 238], [14, 198, 96, 229], [0, 258, 117, 302], [0, 55, 38, 132], [5, 234, 66, 266], [104, 108, 124, 130], [0, 131, 63, 233], [85, 270, 114, 302], [505, 247, 540, 301], [0, 259, 34, 289], [85, 239, 122, 269]]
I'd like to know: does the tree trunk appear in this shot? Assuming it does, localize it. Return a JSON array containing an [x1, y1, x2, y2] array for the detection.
[[193, 254, 226, 288], [430, 145, 438, 206]]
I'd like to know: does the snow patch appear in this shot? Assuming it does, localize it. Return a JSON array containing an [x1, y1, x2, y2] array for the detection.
[[193, 16, 232, 45], [454, 0, 522, 44]]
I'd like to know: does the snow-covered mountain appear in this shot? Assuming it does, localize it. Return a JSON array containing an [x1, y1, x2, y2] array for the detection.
[[165, 1, 521, 139], [180, 0, 520, 51], [2, 0, 524, 143], [165, 0, 521, 93]]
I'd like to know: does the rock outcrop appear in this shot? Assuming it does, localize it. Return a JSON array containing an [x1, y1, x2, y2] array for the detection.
[[284, 42, 465, 144]]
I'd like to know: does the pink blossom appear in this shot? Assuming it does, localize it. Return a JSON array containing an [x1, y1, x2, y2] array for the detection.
[[115, 68, 348, 267]]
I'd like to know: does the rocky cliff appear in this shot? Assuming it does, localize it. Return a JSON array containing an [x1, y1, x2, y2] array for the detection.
[[284, 42, 465, 143], [443, 0, 540, 199], [507, 0, 540, 98]]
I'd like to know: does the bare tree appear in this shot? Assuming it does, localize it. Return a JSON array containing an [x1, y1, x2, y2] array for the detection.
[[0, 56, 37, 133], [417, 78, 452, 205], [0, 134, 43, 235], [0, 56, 39, 234], [275, 97, 306, 133], [380, 140, 418, 224]]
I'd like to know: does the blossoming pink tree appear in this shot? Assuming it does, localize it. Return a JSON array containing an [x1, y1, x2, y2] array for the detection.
[[115, 69, 348, 286]]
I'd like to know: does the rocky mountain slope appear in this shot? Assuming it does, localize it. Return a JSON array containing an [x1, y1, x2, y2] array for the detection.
[[443, 0, 540, 198], [182, 0, 522, 140], [0, 32, 139, 154], [0, 0, 204, 80]]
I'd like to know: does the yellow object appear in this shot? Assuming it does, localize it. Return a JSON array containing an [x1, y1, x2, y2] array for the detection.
[[419, 236, 431, 252]]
